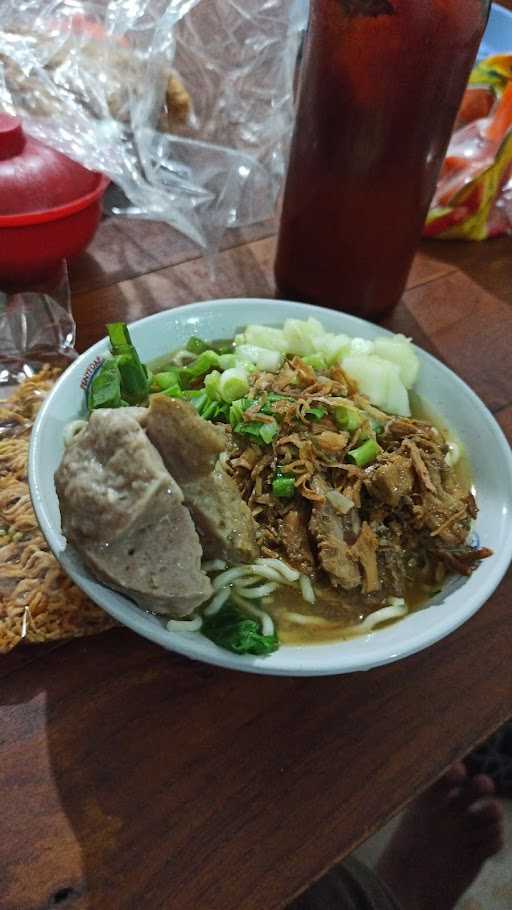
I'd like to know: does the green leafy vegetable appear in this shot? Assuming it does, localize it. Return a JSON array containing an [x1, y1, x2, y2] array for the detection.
[[201, 400, 230, 421], [259, 393, 294, 416], [228, 397, 279, 445], [235, 419, 279, 445], [106, 322, 150, 405], [87, 358, 123, 411], [202, 602, 279, 655], [229, 398, 253, 428], [258, 420, 279, 444], [161, 383, 229, 422], [106, 322, 134, 355], [190, 392, 229, 422]]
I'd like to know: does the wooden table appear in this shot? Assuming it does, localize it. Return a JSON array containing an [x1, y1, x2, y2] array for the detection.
[[3, 31, 512, 910]]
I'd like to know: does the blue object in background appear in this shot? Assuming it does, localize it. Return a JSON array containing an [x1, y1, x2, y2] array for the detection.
[[478, 2, 512, 61]]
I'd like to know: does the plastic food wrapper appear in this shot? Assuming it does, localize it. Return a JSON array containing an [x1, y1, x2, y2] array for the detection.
[[425, 54, 512, 241], [0, 0, 305, 252], [0, 272, 115, 653], [0, 264, 75, 393]]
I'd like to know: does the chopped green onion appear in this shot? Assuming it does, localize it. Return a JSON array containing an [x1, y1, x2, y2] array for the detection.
[[163, 383, 183, 399], [186, 336, 209, 355], [153, 370, 181, 392], [204, 370, 222, 400], [335, 406, 362, 432], [302, 353, 327, 371], [180, 350, 221, 385], [219, 367, 250, 403], [306, 406, 327, 421], [272, 475, 295, 498], [218, 353, 238, 370], [211, 338, 234, 355], [235, 344, 284, 372], [267, 393, 294, 403], [347, 439, 381, 467]]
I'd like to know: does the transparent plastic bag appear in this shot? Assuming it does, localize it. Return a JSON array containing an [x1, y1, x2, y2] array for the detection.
[[0, 0, 305, 252], [0, 268, 115, 653], [0, 263, 76, 394]]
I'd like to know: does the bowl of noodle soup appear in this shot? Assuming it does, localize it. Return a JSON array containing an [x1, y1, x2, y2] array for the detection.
[[29, 299, 512, 675]]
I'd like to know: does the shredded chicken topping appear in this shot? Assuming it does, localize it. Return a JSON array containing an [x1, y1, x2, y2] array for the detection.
[[225, 358, 491, 616]]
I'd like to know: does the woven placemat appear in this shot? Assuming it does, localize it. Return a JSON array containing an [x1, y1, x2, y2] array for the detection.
[[0, 367, 116, 653]]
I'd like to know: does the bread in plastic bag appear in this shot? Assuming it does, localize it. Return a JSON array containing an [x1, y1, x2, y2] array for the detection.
[[0, 0, 305, 252]]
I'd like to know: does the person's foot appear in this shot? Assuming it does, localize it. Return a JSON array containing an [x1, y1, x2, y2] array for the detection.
[[376, 762, 504, 910]]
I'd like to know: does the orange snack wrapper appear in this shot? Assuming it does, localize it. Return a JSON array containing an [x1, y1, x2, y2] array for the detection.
[[425, 54, 512, 240]]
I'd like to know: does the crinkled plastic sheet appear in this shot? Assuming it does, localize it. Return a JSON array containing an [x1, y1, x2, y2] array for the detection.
[[0, 272, 116, 653], [0, 264, 76, 395], [0, 0, 305, 251]]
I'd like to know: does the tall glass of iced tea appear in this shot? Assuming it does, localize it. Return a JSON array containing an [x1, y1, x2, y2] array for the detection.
[[275, 0, 491, 319]]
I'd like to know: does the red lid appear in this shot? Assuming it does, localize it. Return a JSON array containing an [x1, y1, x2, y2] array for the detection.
[[0, 113, 98, 216]]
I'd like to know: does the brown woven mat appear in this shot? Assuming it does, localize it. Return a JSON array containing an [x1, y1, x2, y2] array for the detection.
[[0, 367, 116, 654]]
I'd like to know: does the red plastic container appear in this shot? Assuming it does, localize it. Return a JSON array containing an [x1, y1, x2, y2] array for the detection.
[[0, 113, 108, 287]]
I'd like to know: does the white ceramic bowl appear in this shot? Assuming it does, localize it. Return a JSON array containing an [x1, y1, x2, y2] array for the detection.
[[29, 299, 512, 676]]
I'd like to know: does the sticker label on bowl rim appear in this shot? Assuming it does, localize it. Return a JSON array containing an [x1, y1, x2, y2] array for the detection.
[[80, 355, 104, 391]]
